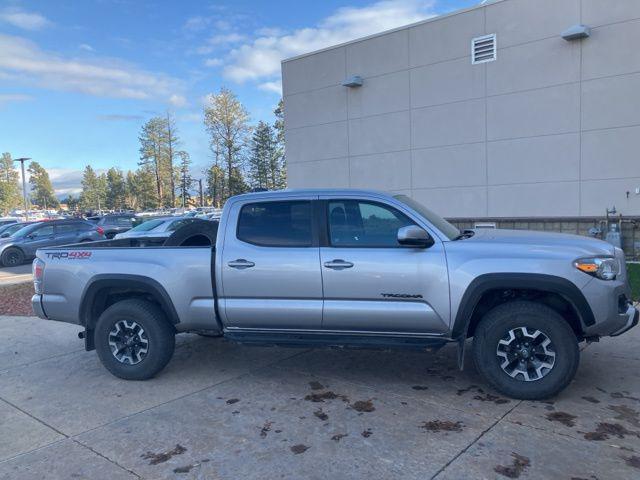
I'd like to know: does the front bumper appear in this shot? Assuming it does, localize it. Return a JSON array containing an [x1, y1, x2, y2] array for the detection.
[[31, 294, 47, 319], [611, 305, 639, 337]]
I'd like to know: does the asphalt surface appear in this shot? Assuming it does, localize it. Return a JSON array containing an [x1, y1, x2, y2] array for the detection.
[[0, 265, 32, 286], [0, 316, 639, 479]]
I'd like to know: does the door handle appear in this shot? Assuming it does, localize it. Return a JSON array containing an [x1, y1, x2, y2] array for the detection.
[[324, 259, 354, 270], [228, 259, 255, 269]]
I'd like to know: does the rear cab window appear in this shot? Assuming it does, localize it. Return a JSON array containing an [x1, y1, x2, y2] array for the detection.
[[237, 201, 313, 247]]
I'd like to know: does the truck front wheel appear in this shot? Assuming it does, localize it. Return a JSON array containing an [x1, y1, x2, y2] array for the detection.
[[472, 301, 579, 400], [94, 299, 175, 380]]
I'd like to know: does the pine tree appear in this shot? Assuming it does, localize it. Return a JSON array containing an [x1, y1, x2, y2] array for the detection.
[[105, 167, 126, 210], [28, 161, 58, 209], [0, 153, 21, 214], [204, 87, 250, 201], [248, 121, 275, 190], [273, 99, 287, 189], [206, 163, 226, 208], [79, 166, 100, 211], [177, 151, 193, 208], [139, 117, 168, 208], [164, 112, 178, 207]]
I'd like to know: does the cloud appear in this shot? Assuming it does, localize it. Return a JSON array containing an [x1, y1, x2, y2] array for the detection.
[[0, 34, 185, 104], [0, 93, 33, 106], [223, 0, 437, 84], [204, 57, 223, 67], [96, 114, 144, 121], [79, 43, 95, 52], [169, 94, 188, 107], [0, 7, 51, 31], [258, 80, 282, 94]]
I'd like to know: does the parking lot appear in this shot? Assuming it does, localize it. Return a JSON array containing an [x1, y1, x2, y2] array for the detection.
[[1, 314, 639, 479]]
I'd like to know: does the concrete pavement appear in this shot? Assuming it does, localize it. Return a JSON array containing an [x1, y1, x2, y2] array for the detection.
[[0, 315, 639, 479], [0, 265, 32, 286]]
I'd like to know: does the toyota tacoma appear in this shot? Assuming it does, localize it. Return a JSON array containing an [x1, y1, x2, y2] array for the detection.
[[31, 189, 638, 399]]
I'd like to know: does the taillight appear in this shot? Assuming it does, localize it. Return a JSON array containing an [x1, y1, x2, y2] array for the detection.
[[33, 258, 45, 294], [96, 226, 104, 235]]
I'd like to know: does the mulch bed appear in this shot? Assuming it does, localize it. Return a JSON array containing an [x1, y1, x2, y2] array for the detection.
[[0, 282, 35, 316]]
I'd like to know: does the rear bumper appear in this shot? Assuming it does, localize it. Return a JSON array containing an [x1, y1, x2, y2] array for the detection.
[[31, 294, 47, 319]]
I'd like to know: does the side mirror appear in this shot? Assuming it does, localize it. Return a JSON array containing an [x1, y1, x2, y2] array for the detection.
[[397, 225, 434, 248]]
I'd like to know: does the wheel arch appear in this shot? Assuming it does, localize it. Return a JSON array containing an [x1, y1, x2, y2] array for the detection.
[[80, 274, 180, 329], [452, 273, 595, 340]]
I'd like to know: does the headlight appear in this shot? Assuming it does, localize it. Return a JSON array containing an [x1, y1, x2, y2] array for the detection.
[[574, 257, 619, 280]]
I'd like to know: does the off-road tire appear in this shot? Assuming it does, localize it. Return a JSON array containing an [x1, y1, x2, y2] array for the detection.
[[1, 247, 24, 267], [163, 219, 218, 247], [95, 299, 175, 380], [472, 301, 579, 400]]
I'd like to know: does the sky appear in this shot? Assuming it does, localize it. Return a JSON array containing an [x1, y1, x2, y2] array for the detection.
[[0, 0, 477, 197]]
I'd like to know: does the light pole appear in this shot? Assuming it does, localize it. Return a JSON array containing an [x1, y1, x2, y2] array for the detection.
[[14, 157, 30, 220]]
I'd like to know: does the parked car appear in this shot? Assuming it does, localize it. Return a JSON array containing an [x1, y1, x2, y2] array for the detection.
[[0, 221, 35, 239], [0, 219, 104, 267], [113, 216, 202, 240], [0, 217, 18, 228], [32, 189, 637, 400], [95, 214, 134, 239]]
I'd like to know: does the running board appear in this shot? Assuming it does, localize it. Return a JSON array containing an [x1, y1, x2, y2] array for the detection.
[[224, 331, 448, 351]]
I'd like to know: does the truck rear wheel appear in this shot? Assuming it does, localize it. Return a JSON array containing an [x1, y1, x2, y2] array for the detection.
[[94, 299, 175, 380], [472, 301, 579, 400]]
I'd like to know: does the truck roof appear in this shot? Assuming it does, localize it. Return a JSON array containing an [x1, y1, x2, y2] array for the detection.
[[230, 188, 394, 201]]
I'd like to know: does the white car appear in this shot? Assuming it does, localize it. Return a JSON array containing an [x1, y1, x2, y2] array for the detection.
[[114, 217, 201, 240]]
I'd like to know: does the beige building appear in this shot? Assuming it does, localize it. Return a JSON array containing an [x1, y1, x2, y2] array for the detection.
[[281, 0, 640, 220]]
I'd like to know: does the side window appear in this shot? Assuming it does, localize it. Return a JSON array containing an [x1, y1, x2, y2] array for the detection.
[[117, 217, 132, 227], [30, 225, 54, 238], [328, 200, 415, 247], [56, 224, 77, 234], [237, 201, 313, 247]]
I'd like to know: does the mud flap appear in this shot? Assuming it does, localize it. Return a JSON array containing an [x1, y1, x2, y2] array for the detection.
[[78, 329, 95, 351], [457, 336, 465, 371]]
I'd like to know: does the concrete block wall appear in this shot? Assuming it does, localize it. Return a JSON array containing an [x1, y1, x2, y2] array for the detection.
[[282, 0, 640, 218]]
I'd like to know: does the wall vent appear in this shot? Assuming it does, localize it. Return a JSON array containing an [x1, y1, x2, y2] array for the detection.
[[472, 34, 496, 64]]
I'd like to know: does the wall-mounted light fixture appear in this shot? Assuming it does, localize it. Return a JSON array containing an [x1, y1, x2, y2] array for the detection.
[[342, 75, 363, 87], [561, 24, 591, 41]]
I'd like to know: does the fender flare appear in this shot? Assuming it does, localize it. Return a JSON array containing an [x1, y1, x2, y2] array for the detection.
[[79, 274, 180, 327], [451, 273, 595, 340]]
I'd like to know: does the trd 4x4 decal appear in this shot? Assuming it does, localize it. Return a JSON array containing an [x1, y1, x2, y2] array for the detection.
[[45, 251, 92, 260]]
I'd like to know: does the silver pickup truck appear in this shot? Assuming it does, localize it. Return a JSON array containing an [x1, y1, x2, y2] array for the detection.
[[31, 189, 638, 400]]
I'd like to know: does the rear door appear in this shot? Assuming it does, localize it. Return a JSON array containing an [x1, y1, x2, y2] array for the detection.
[[220, 196, 322, 330], [55, 223, 83, 245], [319, 197, 450, 334]]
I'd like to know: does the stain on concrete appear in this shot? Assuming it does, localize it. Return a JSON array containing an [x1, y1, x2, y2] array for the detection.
[[609, 404, 640, 428], [420, 420, 463, 433], [546, 411, 577, 428], [260, 421, 272, 438], [290, 444, 309, 454], [494, 452, 530, 478], [583, 422, 638, 441], [611, 392, 640, 403], [361, 428, 373, 438], [314, 408, 328, 421], [141, 444, 187, 465], [226, 398, 239, 405], [309, 381, 324, 391], [622, 455, 640, 469], [411, 385, 429, 390], [331, 433, 348, 442], [581, 396, 600, 404], [456, 385, 478, 396], [304, 391, 348, 403], [352, 400, 375, 413], [473, 391, 510, 405]]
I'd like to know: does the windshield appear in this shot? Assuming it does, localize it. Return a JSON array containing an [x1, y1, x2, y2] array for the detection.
[[12, 223, 41, 238], [128, 219, 166, 232], [2, 223, 30, 237], [393, 195, 460, 241]]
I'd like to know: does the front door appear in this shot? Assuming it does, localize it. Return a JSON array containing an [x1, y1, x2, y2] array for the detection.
[[320, 198, 450, 334], [221, 197, 323, 330]]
